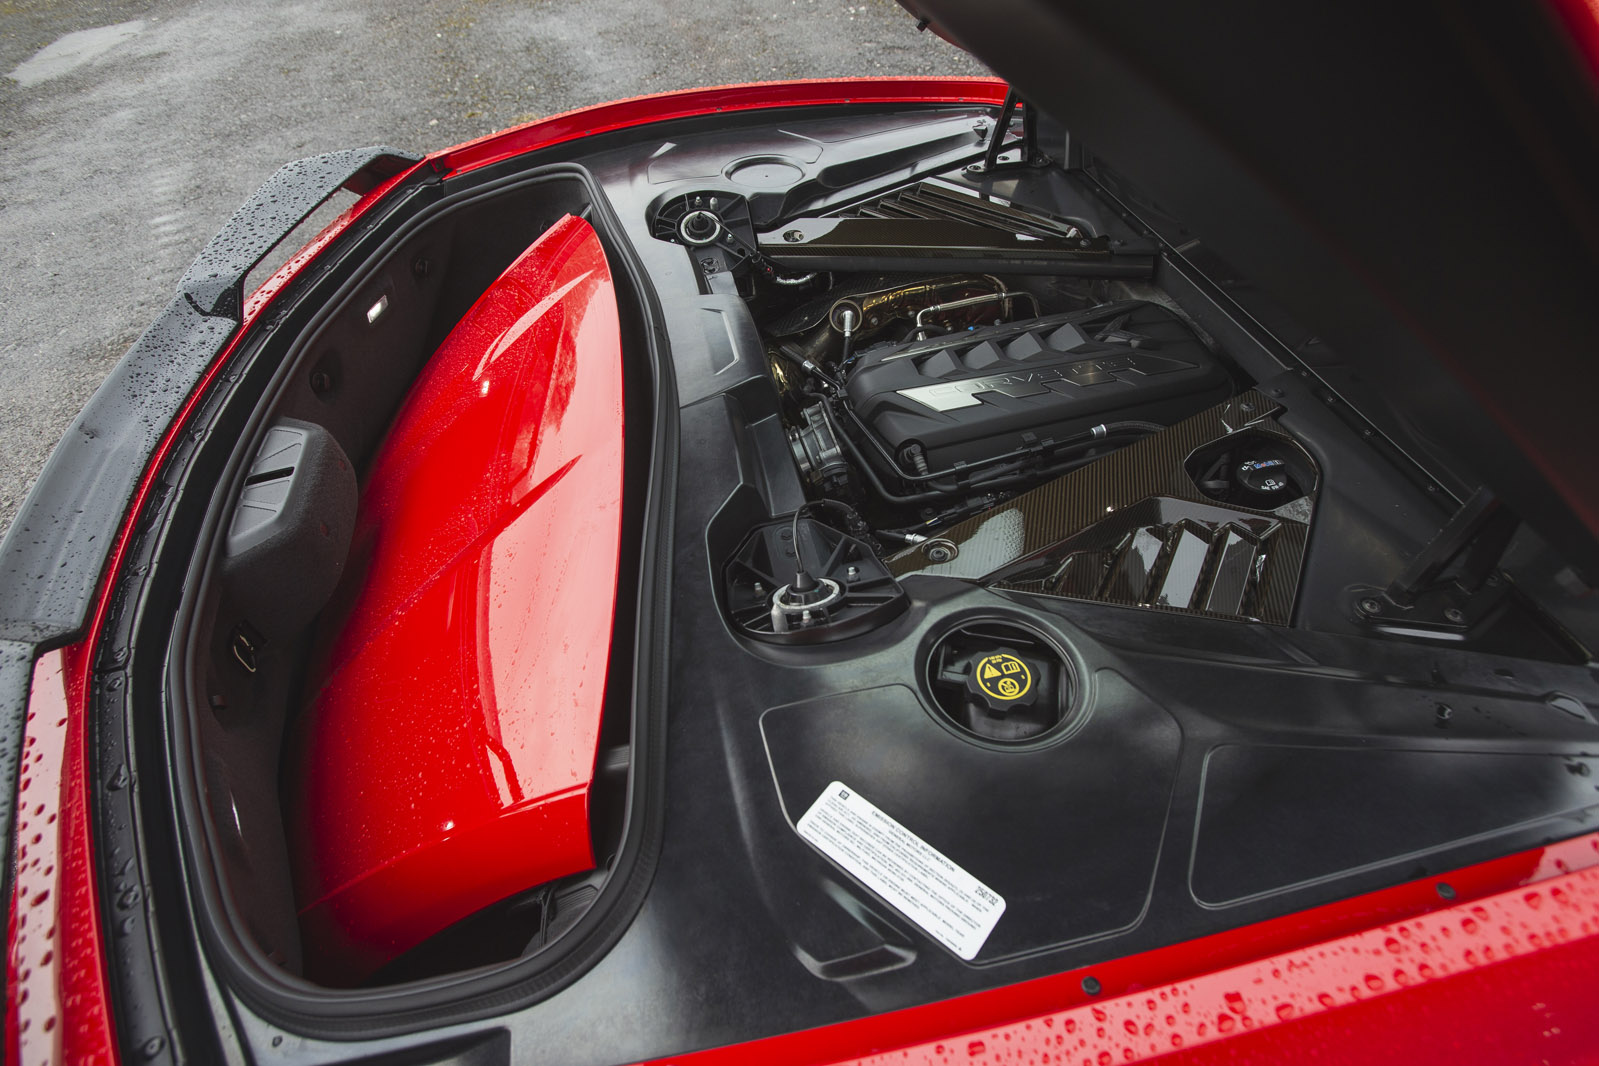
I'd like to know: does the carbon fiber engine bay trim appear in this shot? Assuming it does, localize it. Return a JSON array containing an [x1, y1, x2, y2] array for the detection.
[[888, 390, 1317, 625]]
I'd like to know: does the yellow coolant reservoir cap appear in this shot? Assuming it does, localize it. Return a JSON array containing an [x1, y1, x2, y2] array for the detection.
[[926, 620, 1075, 745], [970, 651, 1037, 708]]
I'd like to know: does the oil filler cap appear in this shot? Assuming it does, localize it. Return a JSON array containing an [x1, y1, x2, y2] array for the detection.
[[1236, 457, 1290, 495]]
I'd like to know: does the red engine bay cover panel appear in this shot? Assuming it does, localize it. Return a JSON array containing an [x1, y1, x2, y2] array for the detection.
[[283, 214, 624, 984]]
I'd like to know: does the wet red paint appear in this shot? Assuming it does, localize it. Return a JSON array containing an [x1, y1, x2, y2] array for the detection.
[[4, 75, 993, 1066], [428, 77, 1010, 177], [240, 162, 425, 323], [283, 214, 623, 984], [5, 651, 115, 1066], [6, 113, 425, 1066], [644, 841, 1599, 1066], [7, 73, 1598, 1064]]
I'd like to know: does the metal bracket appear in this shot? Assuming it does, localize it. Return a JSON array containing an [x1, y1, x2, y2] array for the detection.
[[1352, 488, 1519, 635], [967, 89, 1053, 174]]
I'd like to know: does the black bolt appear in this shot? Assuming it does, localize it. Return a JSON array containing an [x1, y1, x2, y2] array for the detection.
[[1436, 882, 1457, 900], [1444, 607, 1466, 624], [1358, 597, 1383, 616], [1435, 704, 1454, 726], [1081, 975, 1102, 995], [784, 229, 805, 243]]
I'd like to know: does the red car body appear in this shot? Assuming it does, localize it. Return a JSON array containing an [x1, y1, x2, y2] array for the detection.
[[285, 214, 625, 985], [8, 2, 1599, 1061]]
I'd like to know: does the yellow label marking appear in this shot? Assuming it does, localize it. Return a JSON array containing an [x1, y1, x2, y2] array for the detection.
[[975, 653, 1032, 702]]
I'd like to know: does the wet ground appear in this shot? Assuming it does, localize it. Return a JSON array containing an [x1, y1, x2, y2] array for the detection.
[[0, 0, 984, 531]]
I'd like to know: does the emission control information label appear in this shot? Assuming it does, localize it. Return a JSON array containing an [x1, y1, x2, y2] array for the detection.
[[797, 781, 1005, 960]]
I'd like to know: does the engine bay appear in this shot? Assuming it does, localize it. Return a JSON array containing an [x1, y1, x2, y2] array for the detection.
[[647, 170, 1522, 657], [141, 97, 1599, 1056]]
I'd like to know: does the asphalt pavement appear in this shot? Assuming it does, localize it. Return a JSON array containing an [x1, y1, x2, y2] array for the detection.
[[0, 0, 985, 533]]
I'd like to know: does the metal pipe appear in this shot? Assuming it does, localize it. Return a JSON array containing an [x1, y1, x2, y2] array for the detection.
[[913, 292, 1005, 339], [902, 289, 1040, 343]]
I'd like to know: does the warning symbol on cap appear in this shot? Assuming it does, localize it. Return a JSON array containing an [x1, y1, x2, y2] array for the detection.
[[975, 653, 1032, 702]]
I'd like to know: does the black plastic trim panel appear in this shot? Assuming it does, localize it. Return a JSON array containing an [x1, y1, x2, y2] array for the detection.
[[0, 146, 419, 648]]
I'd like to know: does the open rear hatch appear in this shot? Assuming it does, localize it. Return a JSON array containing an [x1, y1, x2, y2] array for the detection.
[[900, 0, 1599, 579]]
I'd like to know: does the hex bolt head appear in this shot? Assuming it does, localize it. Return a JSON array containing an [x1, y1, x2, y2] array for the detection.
[[1444, 607, 1466, 624], [1358, 597, 1383, 616]]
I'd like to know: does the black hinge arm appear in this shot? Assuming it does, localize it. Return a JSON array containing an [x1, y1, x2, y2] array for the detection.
[[1386, 488, 1520, 606]]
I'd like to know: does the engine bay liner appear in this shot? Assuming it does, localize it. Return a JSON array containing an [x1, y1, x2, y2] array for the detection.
[[139, 95, 1599, 1059]]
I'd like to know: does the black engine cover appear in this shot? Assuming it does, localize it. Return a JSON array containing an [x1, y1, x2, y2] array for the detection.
[[843, 301, 1230, 469]]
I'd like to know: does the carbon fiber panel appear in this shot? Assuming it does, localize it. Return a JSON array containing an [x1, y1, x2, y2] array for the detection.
[[888, 390, 1316, 625]]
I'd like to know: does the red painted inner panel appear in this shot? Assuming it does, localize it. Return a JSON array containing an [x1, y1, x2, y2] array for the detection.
[[653, 844, 1599, 1066], [283, 214, 624, 984]]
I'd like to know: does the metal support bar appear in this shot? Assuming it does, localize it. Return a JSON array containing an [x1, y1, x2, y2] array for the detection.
[[1386, 488, 1518, 606], [970, 89, 1051, 174], [981, 88, 1020, 172]]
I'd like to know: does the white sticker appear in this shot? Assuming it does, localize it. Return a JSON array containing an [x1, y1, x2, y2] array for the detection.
[[796, 781, 1005, 960]]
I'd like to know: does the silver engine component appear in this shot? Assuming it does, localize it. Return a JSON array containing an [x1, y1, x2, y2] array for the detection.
[[786, 403, 848, 491]]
